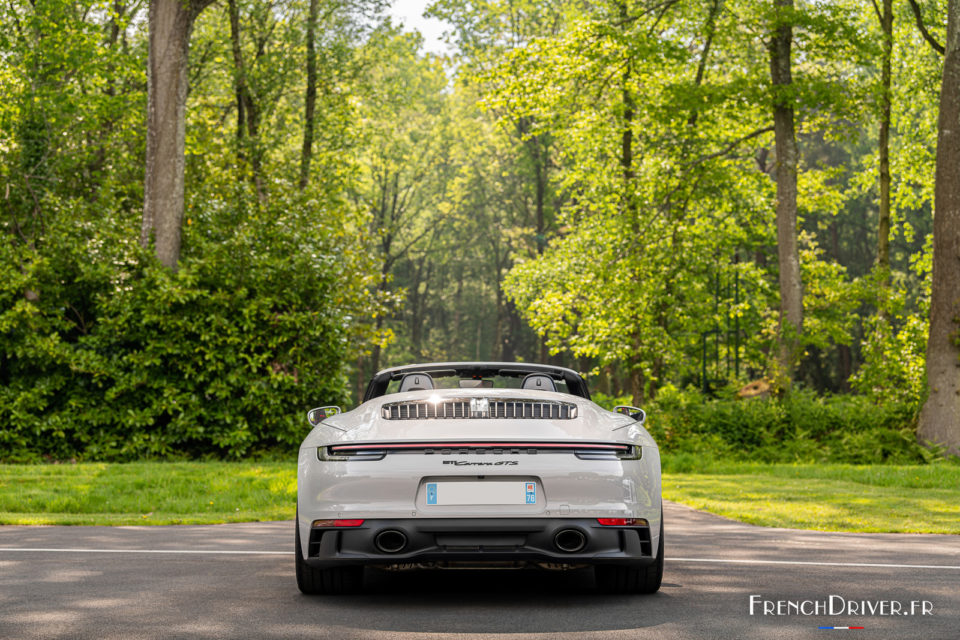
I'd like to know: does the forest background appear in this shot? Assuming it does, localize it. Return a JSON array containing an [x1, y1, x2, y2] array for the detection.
[[1, 0, 959, 463]]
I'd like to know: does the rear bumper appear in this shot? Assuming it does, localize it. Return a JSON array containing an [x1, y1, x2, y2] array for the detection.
[[301, 518, 657, 569]]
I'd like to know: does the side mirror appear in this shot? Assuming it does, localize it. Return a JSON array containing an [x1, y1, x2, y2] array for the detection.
[[307, 406, 342, 427], [614, 405, 646, 424]]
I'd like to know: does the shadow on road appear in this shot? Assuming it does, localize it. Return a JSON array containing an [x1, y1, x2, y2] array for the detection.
[[292, 566, 680, 634]]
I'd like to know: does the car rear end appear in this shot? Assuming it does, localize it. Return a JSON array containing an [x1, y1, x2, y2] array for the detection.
[[296, 390, 662, 593]]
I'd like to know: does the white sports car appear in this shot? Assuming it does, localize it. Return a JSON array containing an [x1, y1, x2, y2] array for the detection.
[[296, 362, 663, 594]]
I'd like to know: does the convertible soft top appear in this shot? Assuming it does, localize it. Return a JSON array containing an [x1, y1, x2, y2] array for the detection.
[[362, 362, 591, 402]]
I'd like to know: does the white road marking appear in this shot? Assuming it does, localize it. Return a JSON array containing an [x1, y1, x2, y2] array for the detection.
[[671, 557, 960, 570], [0, 548, 290, 555], [0, 548, 957, 570]]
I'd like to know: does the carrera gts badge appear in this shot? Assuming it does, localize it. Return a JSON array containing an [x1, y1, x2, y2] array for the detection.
[[442, 460, 518, 466]]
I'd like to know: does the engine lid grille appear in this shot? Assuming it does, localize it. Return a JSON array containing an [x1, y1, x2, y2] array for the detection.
[[381, 399, 577, 420]]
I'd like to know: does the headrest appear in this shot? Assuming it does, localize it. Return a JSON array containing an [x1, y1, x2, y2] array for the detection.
[[521, 373, 556, 392], [398, 372, 435, 392]]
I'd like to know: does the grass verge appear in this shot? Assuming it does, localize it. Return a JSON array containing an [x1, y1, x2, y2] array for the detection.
[[0, 462, 297, 525], [662, 456, 960, 533], [1, 460, 958, 532]]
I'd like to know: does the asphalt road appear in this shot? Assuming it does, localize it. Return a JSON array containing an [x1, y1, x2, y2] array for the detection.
[[1, 501, 958, 640]]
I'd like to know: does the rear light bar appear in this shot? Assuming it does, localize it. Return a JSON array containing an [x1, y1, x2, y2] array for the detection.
[[597, 518, 648, 526], [320, 442, 641, 461], [330, 442, 630, 452], [311, 519, 365, 528]]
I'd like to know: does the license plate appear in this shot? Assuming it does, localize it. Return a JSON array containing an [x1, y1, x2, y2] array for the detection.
[[426, 481, 537, 506]]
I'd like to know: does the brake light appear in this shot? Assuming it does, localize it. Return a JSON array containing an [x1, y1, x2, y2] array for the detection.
[[311, 519, 365, 528], [597, 518, 646, 526]]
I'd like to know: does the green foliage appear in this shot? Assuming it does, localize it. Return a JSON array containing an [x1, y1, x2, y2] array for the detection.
[[0, 0, 951, 461], [851, 235, 933, 409], [645, 385, 928, 465], [0, 0, 385, 460], [0, 194, 373, 461]]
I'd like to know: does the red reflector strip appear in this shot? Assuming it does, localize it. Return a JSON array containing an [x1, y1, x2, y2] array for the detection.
[[597, 518, 643, 526], [311, 519, 365, 528], [330, 442, 629, 451]]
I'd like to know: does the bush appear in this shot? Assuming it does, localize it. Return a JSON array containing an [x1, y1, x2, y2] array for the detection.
[[642, 385, 928, 465], [0, 196, 377, 462]]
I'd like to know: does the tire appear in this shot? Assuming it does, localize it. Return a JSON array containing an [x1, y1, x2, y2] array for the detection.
[[295, 513, 364, 595], [595, 510, 664, 594]]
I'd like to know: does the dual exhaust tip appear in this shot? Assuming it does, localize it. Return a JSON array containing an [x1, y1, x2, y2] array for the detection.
[[374, 528, 588, 554]]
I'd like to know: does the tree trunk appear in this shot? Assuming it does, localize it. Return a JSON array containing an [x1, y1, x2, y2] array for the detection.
[[528, 134, 547, 254], [877, 0, 893, 290], [629, 362, 644, 407], [452, 266, 463, 356], [409, 255, 431, 360], [141, 0, 212, 269], [493, 275, 504, 361], [769, 0, 803, 387], [299, 0, 319, 190], [502, 300, 522, 362], [355, 355, 366, 405], [227, 0, 246, 155], [837, 343, 852, 392], [918, 0, 960, 456], [369, 315, 383, 375], [226, 0, 265, 204]]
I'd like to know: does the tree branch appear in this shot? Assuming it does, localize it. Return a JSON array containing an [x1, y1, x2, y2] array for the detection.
[[907, 0, 945, 55], [682, 126, 775, 167], [869, 0, 882, 26]]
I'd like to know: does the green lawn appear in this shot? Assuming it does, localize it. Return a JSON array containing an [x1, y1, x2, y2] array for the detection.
[[1, 460, 958, 533], [0, 462, 297, 525], [662, 458, 960, 534]]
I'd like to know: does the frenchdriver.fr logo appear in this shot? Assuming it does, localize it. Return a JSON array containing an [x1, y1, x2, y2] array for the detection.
[[749, 594, 933, 629]]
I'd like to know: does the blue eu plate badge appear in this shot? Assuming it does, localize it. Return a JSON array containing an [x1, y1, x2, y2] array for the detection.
[[525, 482, 536, 504], [426, 483, 438, 505]]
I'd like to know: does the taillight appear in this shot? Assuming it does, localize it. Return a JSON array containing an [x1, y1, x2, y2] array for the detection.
[[318, 447, 385, 461], [311, 519, 365, 528], [597, 518, 647, 526], [575, 445, 641, 460]]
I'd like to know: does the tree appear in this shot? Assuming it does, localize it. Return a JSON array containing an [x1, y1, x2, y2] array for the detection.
[[769, 0, 803, 387], [351, 28, 451, 380], [497, 0, 779, 401], [227, 0, 266, 204], [918, 0, 960, 455], [874, 0, 893, 287], [299, 0, 320, 190], [140, 0, 216, 269]]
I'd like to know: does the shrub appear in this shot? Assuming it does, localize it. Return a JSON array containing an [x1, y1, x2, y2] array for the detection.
[[0, 195, 378, 461], [641, 385, 928, 465]]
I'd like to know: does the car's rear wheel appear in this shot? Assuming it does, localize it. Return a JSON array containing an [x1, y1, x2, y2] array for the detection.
[[594, 510, 664, 594], [295, 513, 363, 595]]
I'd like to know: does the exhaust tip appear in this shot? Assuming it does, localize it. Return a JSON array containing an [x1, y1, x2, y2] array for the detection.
[[374, 529, 408, 554], [554, 529, 587, 553]]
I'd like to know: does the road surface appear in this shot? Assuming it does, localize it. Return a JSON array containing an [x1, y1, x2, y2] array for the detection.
[[1, 501, 957, 639]]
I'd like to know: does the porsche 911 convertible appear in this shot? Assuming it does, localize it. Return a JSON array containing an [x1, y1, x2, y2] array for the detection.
[[296, 362, 662, 594]]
